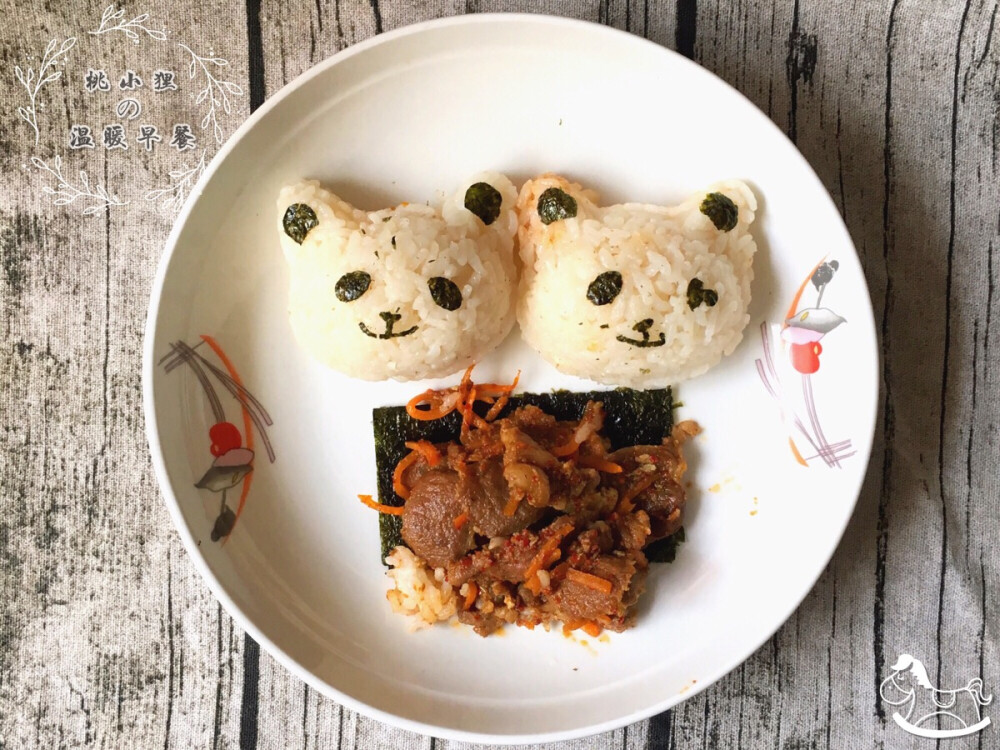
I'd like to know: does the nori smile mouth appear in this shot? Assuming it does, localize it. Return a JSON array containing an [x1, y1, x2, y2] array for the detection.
[[360, 311, 418, 340], [616, 318, 665, 348]]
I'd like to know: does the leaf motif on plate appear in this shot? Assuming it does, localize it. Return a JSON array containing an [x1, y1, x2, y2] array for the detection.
[[195, 462, 252, 492]]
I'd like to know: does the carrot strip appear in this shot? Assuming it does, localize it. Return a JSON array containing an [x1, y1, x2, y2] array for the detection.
[[566, 568, 613, 594], [463, 581, 478, 610], [452, 511, 469, 530], [524, 535, 564, 581], [392, 451, 419, 500], [551, 439, 580, 457], [523, 574, 542, 595], [406, 390, 461, 421], [484, 389, 511, 422], [581, 621, 603, 638], [405, 366, 520, 427], [616, 473, 658, 513], [576, 455, 623, 473], [463, 386, 477, 428], [476, 370, 521, 399], [550, 562, 570, 581], [357, 494, 405, 515], [405, 440, 441, 467], [502, 493, 522, 517]]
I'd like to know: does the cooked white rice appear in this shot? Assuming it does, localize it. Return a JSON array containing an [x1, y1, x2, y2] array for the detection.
[[516, 175, 757, 387], [277, 172, 518, 381], [385, 545, 456, 629]]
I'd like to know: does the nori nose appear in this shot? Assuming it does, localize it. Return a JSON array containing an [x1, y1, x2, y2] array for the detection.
[[634, 319, 654, 333], [380, 311, 402, 325]]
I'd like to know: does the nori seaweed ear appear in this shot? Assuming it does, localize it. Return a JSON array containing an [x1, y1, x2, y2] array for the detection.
[[537, 187, 579, 225], [464, 182, 503, 226], [283, 203, 319, 244]]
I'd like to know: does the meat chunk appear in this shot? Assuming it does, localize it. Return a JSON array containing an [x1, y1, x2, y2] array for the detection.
[[446, 516, 575, 587], [500, 422, 561, 470], [503, 462, 550, 508], [608, 445, 686, 541], [467, 458, 543, 537], [401, 469, 474, 568], [613, 509, 652, 550], [546, 552, 648, 631]]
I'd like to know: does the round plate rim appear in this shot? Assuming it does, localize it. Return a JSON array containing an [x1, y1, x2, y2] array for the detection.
[[142, 12, 880, 744]]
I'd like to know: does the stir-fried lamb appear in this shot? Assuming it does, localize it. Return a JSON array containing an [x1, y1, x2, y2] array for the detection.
[[393, 390, 698, 636]]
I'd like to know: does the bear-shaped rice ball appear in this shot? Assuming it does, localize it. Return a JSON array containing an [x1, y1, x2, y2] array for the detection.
[[277, 172, 518, 381], [516, 175, 757, 387]]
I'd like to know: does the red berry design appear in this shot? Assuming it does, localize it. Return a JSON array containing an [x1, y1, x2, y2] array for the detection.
[[209, 421, 242, 457]]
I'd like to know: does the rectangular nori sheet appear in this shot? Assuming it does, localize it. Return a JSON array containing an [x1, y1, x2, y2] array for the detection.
[[372, 387, 678, 564]]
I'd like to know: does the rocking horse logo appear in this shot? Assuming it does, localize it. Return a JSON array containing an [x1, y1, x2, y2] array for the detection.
[[880, 654, 993, 739]]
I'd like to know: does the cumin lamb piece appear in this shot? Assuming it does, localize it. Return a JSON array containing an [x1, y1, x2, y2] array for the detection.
[[400, 469, 473, 569], [468, 457, 543, 537], [545, 552, 649, 632], [608, 443, 687, 541], [391, 393, 695, 637]]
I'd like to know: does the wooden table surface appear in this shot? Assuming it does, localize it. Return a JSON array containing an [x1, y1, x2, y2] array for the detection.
[[1, 1, 997, 748]]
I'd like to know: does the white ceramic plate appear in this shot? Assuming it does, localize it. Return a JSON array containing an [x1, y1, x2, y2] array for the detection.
[[143, 14, 878, 744]]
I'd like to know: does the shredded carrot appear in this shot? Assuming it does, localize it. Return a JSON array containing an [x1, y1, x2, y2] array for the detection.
[[463, 385, 477, 428], [550, 562, 570, 581], [524, 534, 565, 581], [452, 511, 469, 530], [566, 568, 613, 594], [476, 370, 521, 399], [551, 439, 581, 458], [392, 451, 419, 500], [357, 494, 405, 515], [406, 390, 460, 421], [576, 455, 623, 473], [463, 581, 478, 610], [502, 493, 523, 517], [562, 620, 585, 635], [581, 621, 603, 638], [484, 373, 519, 421], [523, 574, 542, 595], [405, 366, 521, 427], [404, 440, 441, 467], [616, 472, 658, 513]]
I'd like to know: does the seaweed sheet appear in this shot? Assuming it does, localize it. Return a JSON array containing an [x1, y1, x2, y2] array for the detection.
[[372, 387, 683, 564]]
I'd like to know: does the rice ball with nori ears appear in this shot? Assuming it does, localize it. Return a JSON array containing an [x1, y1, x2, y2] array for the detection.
[[516, 174, 757, 387], [277, 172, 518, 381]]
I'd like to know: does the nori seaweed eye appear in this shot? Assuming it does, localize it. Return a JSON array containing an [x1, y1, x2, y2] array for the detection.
[[699, 192, 739, 232], [282, 203, 319, 244], [335, 271, 371, 303], [587, 271, 623, 306], [537, 187, 578, 225], [686, 278, 719, 310], [428, 277, 463, 311], [464, 182, 503, 225]]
